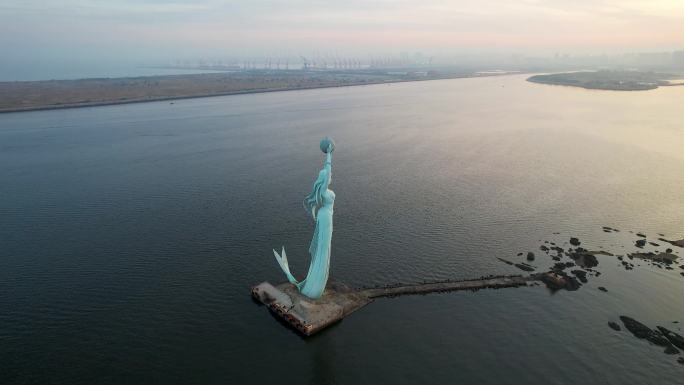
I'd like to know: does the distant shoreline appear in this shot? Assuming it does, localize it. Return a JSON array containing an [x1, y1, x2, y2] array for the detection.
[[527, 71, 680, 91], [0, 70, 517, 114]]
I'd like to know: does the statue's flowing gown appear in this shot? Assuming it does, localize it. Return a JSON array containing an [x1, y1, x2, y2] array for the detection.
[[272, 170, 334, 299], [299, 189, 334, 298]]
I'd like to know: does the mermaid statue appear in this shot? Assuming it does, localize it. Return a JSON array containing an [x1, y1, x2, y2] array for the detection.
[[273, 137, 335, 299]]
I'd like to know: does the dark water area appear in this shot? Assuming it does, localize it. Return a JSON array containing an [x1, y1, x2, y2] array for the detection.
[[1, 75, 683, 384]]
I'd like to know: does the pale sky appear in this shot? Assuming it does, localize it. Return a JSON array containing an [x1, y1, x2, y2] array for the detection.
[[1, 0, 684, 78]]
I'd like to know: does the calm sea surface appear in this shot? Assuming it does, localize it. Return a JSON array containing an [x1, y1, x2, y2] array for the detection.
[[1, 75, 683, 384]]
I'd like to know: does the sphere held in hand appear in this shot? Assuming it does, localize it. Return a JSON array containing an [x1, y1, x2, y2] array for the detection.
[[320, 137, 335, 153]]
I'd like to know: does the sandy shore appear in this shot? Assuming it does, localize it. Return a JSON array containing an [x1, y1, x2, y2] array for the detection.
[[0, 70, 502, 113]]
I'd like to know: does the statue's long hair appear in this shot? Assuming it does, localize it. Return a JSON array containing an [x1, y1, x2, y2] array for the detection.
[[303, 169, 328, 220]]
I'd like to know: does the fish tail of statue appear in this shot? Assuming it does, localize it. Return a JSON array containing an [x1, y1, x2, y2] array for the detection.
[[272, 247, 303, 287]]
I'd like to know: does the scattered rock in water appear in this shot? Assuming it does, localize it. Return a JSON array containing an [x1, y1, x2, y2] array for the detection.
[[679, 357, 684, 365], [503, 230, 679, 298], [514, 263, 535, 272], [658, 237, 684, 248], [500, 257, 536, 274], [549, 247, 564, 260], [608, 321, 621, 331], [656, 326, 684, 350], [619, 316, 680, 355], [569, 251, 599, 268], [629, 252, 678, 266], [571, 270, 588, 283], [552, 262, 574, 271], [646, 332, 672, 348], [592, 250, 614, 257], [602, 226, 621, 233], [620, 316, 653, 339]]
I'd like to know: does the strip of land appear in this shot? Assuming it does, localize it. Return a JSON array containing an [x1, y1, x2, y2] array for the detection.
[[360, 275, 531, 298], [527, 70, 680, 91], [0, 69, 512, 113]]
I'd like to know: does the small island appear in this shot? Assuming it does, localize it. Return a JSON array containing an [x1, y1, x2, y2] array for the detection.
[[527, 70, 680, 91]]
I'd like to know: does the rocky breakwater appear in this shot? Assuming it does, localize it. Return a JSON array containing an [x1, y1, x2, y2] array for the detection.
[[609, 316, 684, 363]]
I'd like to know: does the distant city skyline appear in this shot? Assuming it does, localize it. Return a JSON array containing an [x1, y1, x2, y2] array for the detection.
[[1, 0, 683, 79]]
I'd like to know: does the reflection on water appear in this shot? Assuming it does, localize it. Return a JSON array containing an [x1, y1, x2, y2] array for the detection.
[[0, 74, 683, 384]]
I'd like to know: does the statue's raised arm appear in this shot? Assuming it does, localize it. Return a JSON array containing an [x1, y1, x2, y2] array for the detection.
[[273, 137, 336, 299], [321, 139, 333, 187]]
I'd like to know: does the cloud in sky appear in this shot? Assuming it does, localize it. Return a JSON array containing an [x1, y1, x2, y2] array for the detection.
[[1, 0, 683, 63]]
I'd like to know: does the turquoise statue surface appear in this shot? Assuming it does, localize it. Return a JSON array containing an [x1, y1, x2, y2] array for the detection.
[[273, 137, 335, 299]]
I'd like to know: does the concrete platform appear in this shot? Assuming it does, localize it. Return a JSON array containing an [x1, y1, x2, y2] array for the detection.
[[252, 274, 533, 336], [251, 281, 372, 336]]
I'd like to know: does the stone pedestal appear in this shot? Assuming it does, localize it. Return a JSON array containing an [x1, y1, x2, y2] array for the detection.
[[251, 281, 371, 336]]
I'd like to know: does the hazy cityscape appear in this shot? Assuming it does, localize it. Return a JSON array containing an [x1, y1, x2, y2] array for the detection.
[[3, 49, 684, 82], [157, 50, 684, 72]]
